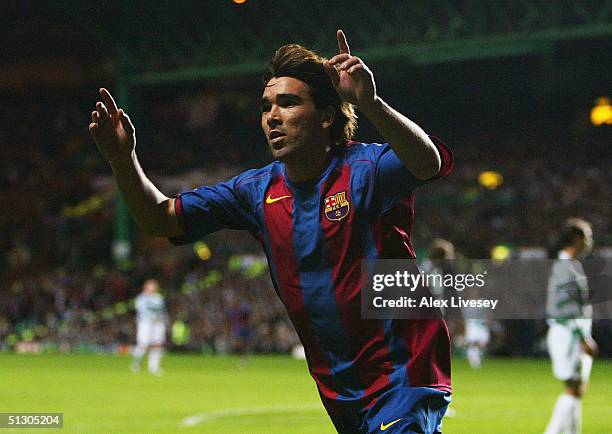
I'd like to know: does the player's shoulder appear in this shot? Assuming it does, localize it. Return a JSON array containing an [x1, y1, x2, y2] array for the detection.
[[551, 255, 574, 272], [342, 140, 390, 163], [231, 162, 280, 191]]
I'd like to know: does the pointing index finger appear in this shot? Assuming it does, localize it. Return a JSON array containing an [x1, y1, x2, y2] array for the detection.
[[99, 88, 119, 115], [337, 29, 350, 55]]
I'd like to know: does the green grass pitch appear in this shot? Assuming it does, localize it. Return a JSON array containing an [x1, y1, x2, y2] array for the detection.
[[1, 354, 610, 433]]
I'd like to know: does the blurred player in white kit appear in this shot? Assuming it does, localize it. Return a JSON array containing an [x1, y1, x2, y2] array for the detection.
[[463, 302, 490, 370], [544, 218, 597, 434], [422, 239, 490, 369], [131, 279, 167, 376]]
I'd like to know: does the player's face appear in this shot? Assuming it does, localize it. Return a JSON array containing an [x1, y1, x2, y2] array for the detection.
[[143, 280, 158, 294], [261, 77, 332, 163]]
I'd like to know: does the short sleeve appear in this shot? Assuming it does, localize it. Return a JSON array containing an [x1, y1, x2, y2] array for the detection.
[[169, 173, 260, 246], [375, 135, 454, 199]]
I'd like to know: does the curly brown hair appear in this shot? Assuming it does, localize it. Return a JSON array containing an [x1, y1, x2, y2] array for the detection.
[[263, 44, 357, 146]]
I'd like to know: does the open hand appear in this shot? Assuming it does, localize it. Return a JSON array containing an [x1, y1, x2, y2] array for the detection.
[[89, 88, 136, 162], [323, 30, 377, 111]]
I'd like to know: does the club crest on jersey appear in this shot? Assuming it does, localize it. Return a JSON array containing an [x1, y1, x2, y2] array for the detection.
[[323, 191, 350, 222]]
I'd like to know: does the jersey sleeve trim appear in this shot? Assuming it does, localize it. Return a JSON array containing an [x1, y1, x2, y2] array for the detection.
[[428, 136, 454, 180], [168, 194, 189, 246]]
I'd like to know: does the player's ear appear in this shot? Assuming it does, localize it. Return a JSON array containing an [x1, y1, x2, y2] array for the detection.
[[321, 106, 335, 129]]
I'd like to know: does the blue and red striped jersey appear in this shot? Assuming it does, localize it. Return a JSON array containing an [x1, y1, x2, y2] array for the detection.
[[171, 138, 453, 416]]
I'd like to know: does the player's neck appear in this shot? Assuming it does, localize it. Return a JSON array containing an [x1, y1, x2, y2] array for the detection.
[[561, 246, 577, 259], [284, 146, 333, 184]]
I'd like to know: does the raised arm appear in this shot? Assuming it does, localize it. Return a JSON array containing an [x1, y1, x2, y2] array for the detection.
[[89, 88, 182, 238], [323, 30, 441, 180]]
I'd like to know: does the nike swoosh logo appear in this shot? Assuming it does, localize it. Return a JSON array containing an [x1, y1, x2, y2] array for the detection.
[[380, 418, 402, 431], [266, 194, 292, 204]]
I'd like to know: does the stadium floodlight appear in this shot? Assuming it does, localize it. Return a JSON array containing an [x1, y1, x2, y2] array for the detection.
[[478, 171, 504, 190], [590, 97, 612, 126]]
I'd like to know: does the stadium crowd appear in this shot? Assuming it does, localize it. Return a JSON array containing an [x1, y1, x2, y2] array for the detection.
[[1, 90, 610, 356]]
